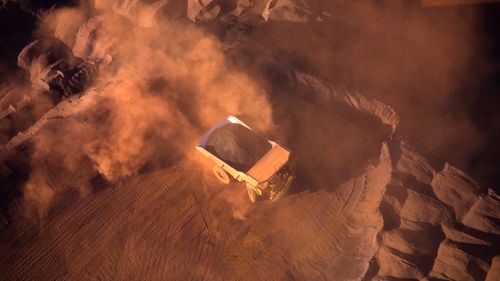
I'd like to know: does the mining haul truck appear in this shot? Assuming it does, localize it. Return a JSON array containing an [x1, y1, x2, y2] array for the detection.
[[196, 116, 295, 203]]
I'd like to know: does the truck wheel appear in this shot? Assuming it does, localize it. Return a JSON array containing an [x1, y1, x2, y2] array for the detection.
[[247, 186, 257, 203], [213, 166, 231, 184]]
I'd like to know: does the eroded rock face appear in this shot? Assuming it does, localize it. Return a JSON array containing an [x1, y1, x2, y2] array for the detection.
[[430, 239, 490, 281], [432, 163, 483, 221], [400, 189, 452, 225], [394, 140, 435, 185], [373, 139, 499, 281], [463, 189, 500, 235], [376, 245, 424, 279], [442, 224, 491, 246]]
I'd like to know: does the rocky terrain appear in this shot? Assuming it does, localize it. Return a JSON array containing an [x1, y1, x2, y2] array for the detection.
[[0, 1, 499, 280]]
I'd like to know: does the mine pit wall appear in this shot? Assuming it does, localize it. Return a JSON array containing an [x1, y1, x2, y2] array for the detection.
[[372, 139, 500, 281]]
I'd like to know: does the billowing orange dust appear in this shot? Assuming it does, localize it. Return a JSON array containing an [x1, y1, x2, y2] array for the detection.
[[21, 1, 274, 219]]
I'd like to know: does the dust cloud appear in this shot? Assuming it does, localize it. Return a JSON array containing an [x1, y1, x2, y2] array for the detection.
[[16, 0, 274, 218]]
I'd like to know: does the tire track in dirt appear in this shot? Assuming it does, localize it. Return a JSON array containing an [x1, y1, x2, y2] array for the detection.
[[73, 164, 192, 280], [6, 163, 186, 280], [12, 171, 155, 277]]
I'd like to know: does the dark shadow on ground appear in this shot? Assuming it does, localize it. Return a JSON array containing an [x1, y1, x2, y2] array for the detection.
[[273, 95, 389, 194], [227, 44, 391, 195]]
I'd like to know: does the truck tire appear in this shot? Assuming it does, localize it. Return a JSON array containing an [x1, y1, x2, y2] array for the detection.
[[247, 186, 257, 203], [213, 166, 231, 184]]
